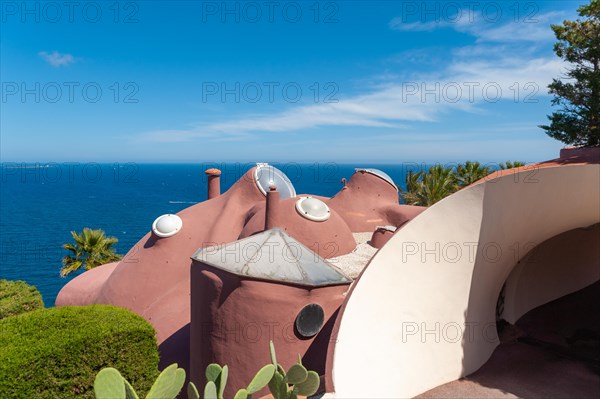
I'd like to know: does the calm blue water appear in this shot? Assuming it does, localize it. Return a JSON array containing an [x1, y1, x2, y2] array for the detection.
[[0, 162, 421, 306]]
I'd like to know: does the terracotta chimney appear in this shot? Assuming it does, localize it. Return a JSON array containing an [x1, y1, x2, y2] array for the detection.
[[265, 185, 280, 230], [205, 168, 221, 200]]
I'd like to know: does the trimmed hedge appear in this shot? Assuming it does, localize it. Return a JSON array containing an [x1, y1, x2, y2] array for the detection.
[[0, 279, 44, 319], [0, 305, 160, 399]]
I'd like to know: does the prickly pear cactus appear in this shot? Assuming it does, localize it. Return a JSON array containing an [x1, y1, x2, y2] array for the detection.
[[285, 364, 308, 385], [247, 364, 276, 394], [94, 368, 126, 399], [146, 363, 186, 399], [187, 382, 200, 399], [266, 340, 321, 399], [294, 371, 320, 396]]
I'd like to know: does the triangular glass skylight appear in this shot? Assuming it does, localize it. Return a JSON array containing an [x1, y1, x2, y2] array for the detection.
[[191, 228, 351, 287]]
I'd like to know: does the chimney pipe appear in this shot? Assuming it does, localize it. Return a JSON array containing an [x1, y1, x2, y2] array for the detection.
[[265, 185, 280, 230], [205, 168, 221, 200]]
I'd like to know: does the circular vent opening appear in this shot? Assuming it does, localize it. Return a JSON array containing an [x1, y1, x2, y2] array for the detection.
[[152, 214, 183, 238], [295, 303, 325, 338], [295, 196, 331, 222]]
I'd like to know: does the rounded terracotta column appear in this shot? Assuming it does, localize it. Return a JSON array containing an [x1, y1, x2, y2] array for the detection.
[[205, 168, 221, 200], [265, 185, 280, 230]]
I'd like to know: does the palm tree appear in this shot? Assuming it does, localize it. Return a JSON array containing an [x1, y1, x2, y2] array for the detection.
[[60, 228, 122, 277], [420, 165, 459, 206], [500, 161, 526, 170], [455, 161, 491, 187], [401, 166, 458, 206], [400, 170, 425, 205]]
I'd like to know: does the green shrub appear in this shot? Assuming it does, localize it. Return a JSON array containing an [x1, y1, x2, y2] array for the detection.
[[0, 305, 160, 399], [0, 279, 44, 319]]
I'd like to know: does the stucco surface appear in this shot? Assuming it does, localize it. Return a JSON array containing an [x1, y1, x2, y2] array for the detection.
[[190, 264, 349, 398], [55, 166, 423, 373], [327, 161, 600, 398]]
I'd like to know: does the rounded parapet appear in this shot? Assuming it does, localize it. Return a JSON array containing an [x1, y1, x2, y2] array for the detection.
[[327, 162, 600, 398]]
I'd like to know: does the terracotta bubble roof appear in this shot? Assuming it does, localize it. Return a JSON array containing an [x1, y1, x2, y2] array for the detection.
[[191, 228, 352, 287]]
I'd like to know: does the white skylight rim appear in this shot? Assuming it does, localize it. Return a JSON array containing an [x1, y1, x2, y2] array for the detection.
[[295, 196, 331, 222], [152, 214, 183, 238], [254, 163, 297, 199], [355, 168, 398, 191]]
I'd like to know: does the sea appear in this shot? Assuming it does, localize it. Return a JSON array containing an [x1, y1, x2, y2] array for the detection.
[[0, 162, 424, 306]]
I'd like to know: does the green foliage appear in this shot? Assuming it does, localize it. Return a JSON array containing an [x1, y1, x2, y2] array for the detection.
[[400, 161, 531, 205], [400, 165, 459, 206], [0, 279, 44, 319], [147, 364, 186, 399], [267, 341, 320, 399], [93, 341, 318, 399], [246, 364, 275, 395], [540, 0, 600, 146], [0, 305, 160, 399], [455, 161, 491, 188], [202, 363, 230, 399], [94, 364, 185, 399], [233, 388, 249, 399], [293, 371, 320, 397], [94, 368, 126, 399], [286, 364, 308, 385], [187, 381, 200, 399], [204, 381, 217, 399], [499, 161, 526, 170], [61, 228, 122, 277]]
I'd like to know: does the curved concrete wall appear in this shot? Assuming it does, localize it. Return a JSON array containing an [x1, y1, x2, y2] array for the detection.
[[328, 163, 600, 398], [190, 264, 348, 398], [503, 223, 600, 324]]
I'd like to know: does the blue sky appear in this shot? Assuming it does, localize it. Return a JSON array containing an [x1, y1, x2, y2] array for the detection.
[[0, 0, 582, 163]]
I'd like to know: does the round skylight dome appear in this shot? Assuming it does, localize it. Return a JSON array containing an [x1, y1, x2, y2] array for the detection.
[[295, 196, 331, 222], [254, 163, 296, 199], [355, 168, 398, 190], [152, 214, 183, 238]]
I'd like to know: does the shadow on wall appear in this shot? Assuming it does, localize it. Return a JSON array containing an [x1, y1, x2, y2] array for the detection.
[[456, 224, 600, 398], [159, 323, 190, 372], [426, 282, 600, 399]]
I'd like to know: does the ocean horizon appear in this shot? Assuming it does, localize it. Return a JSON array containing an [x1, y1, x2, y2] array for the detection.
[[0, 162, 421, 305]]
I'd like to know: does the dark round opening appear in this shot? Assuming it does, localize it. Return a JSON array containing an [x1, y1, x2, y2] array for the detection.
[[295, 303, 325, 338]]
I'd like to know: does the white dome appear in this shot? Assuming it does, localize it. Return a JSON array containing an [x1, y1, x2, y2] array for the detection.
[[295, 197, 331, 222], [152, 214, 183, 238], [355, 168, 398, 190], [254, 163, 296, 199]]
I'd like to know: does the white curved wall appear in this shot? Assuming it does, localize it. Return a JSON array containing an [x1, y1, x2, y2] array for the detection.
[[502, 224, 600, 324], [330, 164, 600, 398]]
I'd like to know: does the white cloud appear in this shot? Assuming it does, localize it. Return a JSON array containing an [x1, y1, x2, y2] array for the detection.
[[139, 9, 568, 143], [38, 51, 76, 67], [389, 11, 564, 43], [389, 19, 446, 32], [141, 53, 563, 142]]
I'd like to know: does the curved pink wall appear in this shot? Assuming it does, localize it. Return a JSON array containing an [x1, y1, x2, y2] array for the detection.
[[57, 168, 265, 347], [55, 166, 424, 374], [190, 263, 348, 398], [239, 197, 356, 258], [328, 170, 425, 231]]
